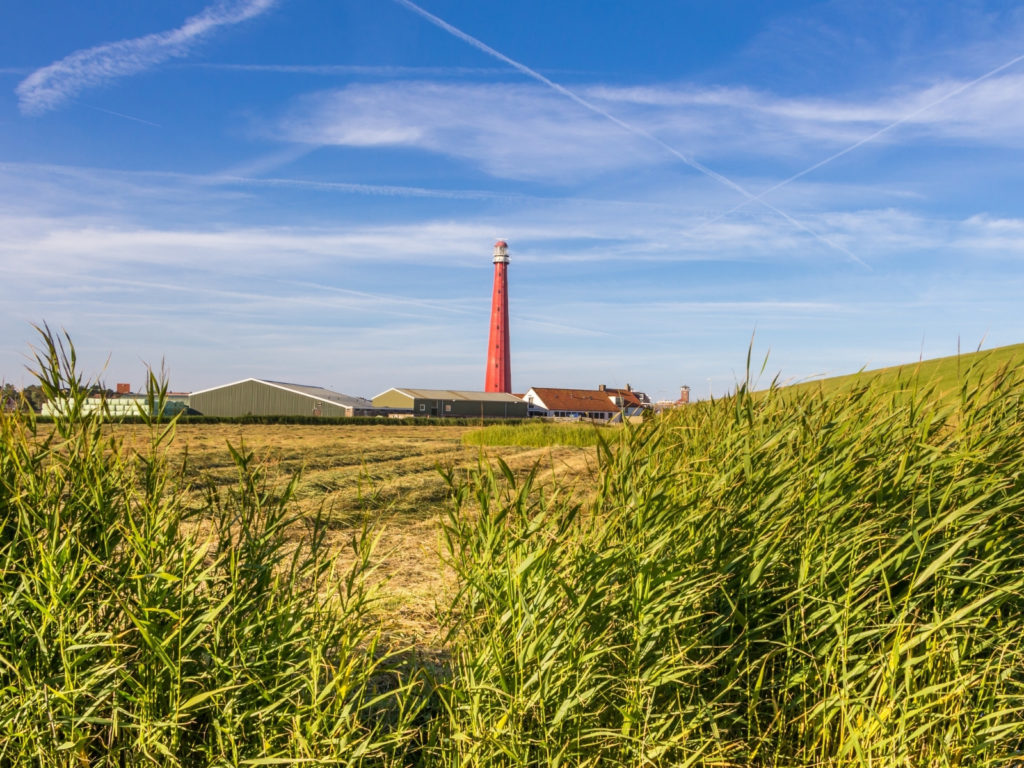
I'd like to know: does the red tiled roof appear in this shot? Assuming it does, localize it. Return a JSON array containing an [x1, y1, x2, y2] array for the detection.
[[604, 388, 644, 408], [529, 387, 621, 413]]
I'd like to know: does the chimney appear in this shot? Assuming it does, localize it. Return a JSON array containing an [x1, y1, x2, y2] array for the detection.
[[626, 383, 632, 392], [116, 382, 131, 395], [679, 385, 690, 404], [598, 384, 606, 391]]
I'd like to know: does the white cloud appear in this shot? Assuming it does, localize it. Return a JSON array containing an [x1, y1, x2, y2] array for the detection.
[[276, 82, 658, 181], [16, 0, 276, 115], [270, 68, 1024, 188], [3, 204, 1023, 394], [4, 195, 1022, 288], [954, 214, 1024, 253], [0, 217, 507, 271], [588, 71, 1024, 151]]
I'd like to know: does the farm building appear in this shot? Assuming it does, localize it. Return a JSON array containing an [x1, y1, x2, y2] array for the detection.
[[524, 385, 650, 420], [188, 379, 381, 418], [42, 382, 191, 418], [653, 386, 692, 413], [41, 395, 190, 419], [372, 388, 527, 418]]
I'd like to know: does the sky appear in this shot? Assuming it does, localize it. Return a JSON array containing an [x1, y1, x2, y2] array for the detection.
[[2, 0, 1024, 401]]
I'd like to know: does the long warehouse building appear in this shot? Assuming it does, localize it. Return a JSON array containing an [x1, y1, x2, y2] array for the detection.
[[189, 378, 382, 418], [373, 388, 526, 418]]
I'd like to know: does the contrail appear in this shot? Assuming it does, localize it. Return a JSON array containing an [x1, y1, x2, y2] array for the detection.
[[393, 0, 867, 267], [75, 101, 162, 127], [694, 50, 1024, 232]]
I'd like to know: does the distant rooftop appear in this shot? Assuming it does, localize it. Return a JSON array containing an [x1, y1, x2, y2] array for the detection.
[[527, 387, 640, 412], [261, 379, 374, 408], [380, 388, 523, 403], [190, 378, 374, 408]]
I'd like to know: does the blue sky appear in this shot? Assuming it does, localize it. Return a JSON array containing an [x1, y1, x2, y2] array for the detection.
[[2, 0, 1023, 400]]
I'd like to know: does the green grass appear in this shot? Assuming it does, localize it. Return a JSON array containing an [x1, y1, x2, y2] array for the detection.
[[787, 340, 1024, 399], [6, 327, 1024, 766], [462, 421, 615, 448]]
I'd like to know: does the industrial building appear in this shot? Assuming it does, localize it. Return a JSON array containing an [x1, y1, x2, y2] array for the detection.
[[188, 379, 381, 418], [652, 386, 691, 413], [41, 395, 190, 418], [373, 388, 527, 419], [41, 382, 191, 418]]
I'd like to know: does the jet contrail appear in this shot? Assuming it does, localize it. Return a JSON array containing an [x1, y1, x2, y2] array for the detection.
[[75, 101, 162, 127], [694, 50, 1024, 233], [393, 0, 867, 268]]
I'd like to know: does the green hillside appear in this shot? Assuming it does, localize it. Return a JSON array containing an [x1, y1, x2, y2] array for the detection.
[[789, 341, 1024, 399]]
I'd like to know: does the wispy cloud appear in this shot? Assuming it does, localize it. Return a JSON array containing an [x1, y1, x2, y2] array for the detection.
[[206, 172, 520, 200], [392, 0, 862, 267], [589, 69, 1024, 152], [2, 206, 1022, 393], [200, 63, 509, 77], [16, 0, 277, 115], [3, 204, 1022, 284], [276, 81, 657, 180], [272, 72, 1024, 190], [0, 215, 519, 272], [0, 161, 525, 209]]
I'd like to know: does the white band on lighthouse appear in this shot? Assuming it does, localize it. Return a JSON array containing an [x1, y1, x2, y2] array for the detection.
[[493, 240, 509, 264]]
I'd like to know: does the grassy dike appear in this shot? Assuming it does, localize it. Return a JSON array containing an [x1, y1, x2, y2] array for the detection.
[[786, 341, 1024, 399], [4, 331, 1024, 766]]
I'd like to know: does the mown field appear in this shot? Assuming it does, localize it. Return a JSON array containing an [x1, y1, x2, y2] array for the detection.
[[4, 334, 1024, 766], [113, 421, 605, 642]]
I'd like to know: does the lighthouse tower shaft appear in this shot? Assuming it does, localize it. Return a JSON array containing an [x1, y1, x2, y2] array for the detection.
[[485, 241, 512, 393]]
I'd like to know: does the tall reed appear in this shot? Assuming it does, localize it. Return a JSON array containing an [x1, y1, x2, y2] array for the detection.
[[6, 328, 1024, 766], [436, 359, 1024, 766], [0, 329, 423, 766]]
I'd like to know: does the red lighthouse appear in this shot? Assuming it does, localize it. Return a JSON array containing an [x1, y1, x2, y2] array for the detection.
[[485, 240, 512, 393]]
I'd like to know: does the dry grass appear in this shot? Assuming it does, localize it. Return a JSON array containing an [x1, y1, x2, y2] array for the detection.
[[110, 422, 601, 644]]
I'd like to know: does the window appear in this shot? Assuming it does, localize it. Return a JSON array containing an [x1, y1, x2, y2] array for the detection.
[[445, 404, 452, 412], [419, 403, 426, 412]]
